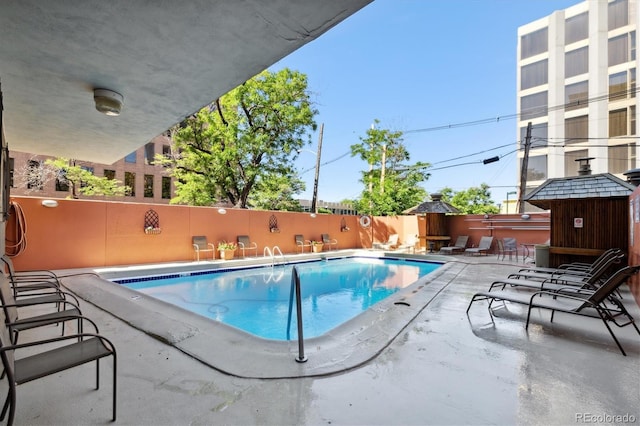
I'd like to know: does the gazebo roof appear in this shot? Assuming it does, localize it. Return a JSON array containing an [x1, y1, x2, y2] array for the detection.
[[524, 173, 636, 209], [404, 200, 460, 215]]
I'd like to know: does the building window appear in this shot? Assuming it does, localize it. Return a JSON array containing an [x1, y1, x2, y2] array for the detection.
[[526, 155, 547, 181], [104, 169, 115, 180], [520, 91, 547, 120], [609, 143, 636, 174], [144, 142, 155, 165], [520, 123, 548, 149], [631, 68, 636, 98], [609, 34, 629, 67], [521, 27, 548, 59], [162, 145, 171, 157], [162, 176, 171, 199], [80, 166, 93, 188], [521, 60, 547, 90], [125, 172, 135, 196], [144, 175, 154, 198], [565, 115, 589, 144], [609, 108, 628, 137], [609, 71, 627, 101], [124, 151, 136, 163], [55, 169, 69, 192], [565, 81, 588, 111], [565, 47, 588, 78], [565, 12, 588, 45], [631, 105, 636, 135], [26, 160, 43, 190], [565, 149, 588, 176], [608, 0, 628, 31]]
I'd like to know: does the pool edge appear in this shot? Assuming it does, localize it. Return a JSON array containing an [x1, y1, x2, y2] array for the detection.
[[61, 252, 463, 378]]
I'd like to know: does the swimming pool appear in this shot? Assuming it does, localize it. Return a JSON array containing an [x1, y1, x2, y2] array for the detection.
[[118, 257, 441, 340]]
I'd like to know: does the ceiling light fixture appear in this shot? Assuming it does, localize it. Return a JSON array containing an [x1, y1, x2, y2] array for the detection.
[[93, 89, 124, 116]]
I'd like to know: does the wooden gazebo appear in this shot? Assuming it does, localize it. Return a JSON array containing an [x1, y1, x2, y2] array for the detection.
[[404, 194, 460, 252], [524, 172, 635, 267]]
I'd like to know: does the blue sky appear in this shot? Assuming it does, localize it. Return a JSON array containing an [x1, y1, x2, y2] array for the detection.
[[271, 0, 579, 206]]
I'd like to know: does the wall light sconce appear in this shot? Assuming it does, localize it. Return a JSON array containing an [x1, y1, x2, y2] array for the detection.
[[41, 199, 58, 208], [94, 89, 124, 116], [217, 208, 227, 215], [521, 214, 531, 220], [310, 213, 317, 218]]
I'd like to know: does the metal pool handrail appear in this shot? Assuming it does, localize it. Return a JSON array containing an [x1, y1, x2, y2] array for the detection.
[[291, 266, 307, 363], [263, 246, 285, 267]]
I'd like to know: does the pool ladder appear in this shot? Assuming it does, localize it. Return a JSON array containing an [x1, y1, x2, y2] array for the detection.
[[263, 246, 285, 266]]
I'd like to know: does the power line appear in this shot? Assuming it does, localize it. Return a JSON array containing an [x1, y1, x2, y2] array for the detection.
[[403, 86, 640, 135], [299, 87, 640, 176]]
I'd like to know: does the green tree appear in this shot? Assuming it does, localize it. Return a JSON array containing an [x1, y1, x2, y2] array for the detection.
[[159, 68, 317, 208], [350, 120, 429, 216], [249, 173, 305, 211], [440, 183, 499, 214], [44, 158, 128, 198]]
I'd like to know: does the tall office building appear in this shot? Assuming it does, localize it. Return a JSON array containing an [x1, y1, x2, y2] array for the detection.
[[517, 0, 639, 195]]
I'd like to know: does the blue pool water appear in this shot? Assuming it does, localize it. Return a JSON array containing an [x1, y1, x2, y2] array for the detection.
[[119, 257, 440, 340]]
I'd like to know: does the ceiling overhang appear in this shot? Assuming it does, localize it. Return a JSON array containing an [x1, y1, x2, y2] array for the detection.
[[0, 0, 372, 164]]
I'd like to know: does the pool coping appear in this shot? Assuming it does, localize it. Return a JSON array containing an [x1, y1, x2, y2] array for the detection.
[[61, 250, 463, 378]]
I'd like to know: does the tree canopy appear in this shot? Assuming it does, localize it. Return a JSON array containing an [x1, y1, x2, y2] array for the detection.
[[160, 68, 317, 208], [350, 120, 430, 216], [439, 183, 500, 214], [40, 158, 128, 198]]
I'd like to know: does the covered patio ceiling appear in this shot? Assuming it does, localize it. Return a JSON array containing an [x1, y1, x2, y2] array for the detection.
[[0, 0, 372, 164]]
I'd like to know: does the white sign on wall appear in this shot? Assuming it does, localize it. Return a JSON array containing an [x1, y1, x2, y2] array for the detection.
[[574, 217, 583, 228]]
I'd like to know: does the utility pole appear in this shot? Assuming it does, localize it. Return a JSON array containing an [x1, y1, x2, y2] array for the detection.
[[518, 122, 532, 214], [311, 123, 323, 214], [380, 144, 386, 194]]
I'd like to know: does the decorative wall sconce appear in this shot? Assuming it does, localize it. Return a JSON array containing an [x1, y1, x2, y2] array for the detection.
[[217, 208, 227, 215], [340, 217, 350, 232], [41, 199, 59, 208], [144, 209, 161, 234], [269, 214, 280, 233], [521, 214, 531, 220]]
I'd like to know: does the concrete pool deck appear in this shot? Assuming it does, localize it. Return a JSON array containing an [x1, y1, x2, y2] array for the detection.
[[3, 252, 640, 425]]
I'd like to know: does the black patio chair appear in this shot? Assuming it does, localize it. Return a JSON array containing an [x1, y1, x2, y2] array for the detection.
[[0, 308, 117, 425], [0, 277, 83, 344], [1, 255, 61, 297], [466, 265, 640, 356]]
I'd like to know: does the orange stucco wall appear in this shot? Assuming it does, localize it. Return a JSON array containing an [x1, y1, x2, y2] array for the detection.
[[7, 197, 369, 270], [447, 213, 552, 251], [5, 197, 550, 274]]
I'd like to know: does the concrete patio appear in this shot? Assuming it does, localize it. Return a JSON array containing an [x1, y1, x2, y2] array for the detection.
[[3, 254, 639, 425]]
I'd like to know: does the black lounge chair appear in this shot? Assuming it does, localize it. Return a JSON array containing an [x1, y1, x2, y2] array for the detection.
[[514, 248, 621, 276], [510, 248, 623, 281], [490, 252, 625, 293], [0, 308, 117, 424], [466, 265, 640, 356]]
